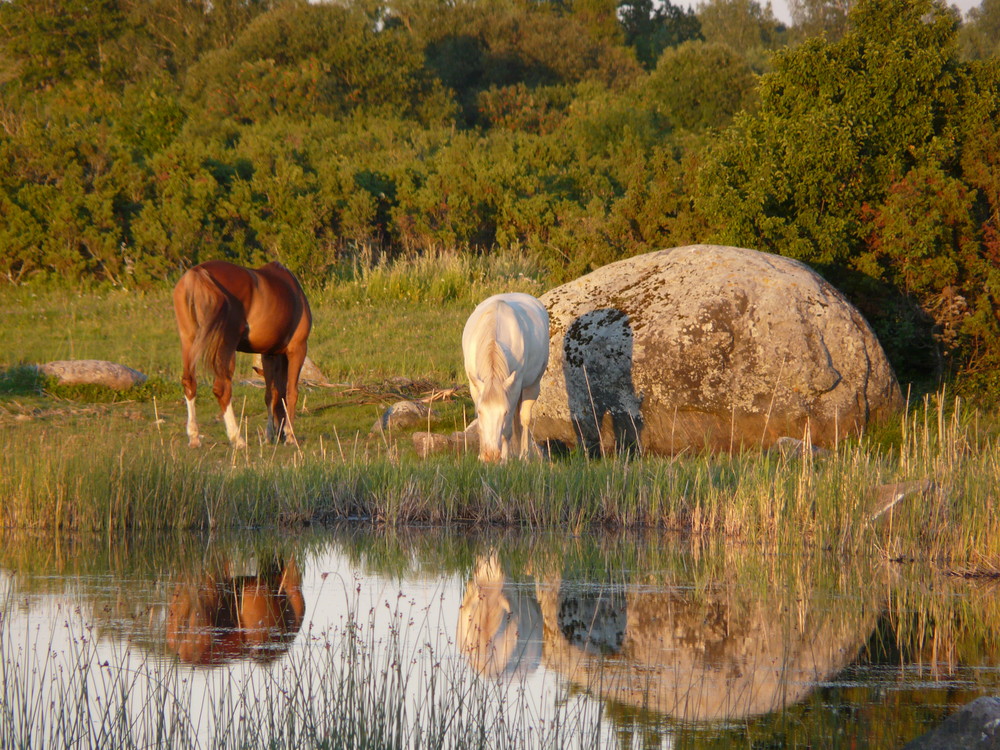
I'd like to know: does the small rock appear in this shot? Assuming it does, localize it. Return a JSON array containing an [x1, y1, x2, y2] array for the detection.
[[39, 360, 146, 390], [413, 420, 480, 458], [372, 400, 432, 434], [413, 431, 452, 457]]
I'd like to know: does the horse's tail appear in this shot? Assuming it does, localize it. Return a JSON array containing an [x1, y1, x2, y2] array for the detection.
[[181, 267, 231, 379]]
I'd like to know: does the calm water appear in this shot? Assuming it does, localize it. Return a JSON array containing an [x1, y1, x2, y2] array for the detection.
[[1, 528, 999, 748]]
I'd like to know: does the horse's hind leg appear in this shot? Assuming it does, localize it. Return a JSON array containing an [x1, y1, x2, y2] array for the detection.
[[174, 283, 202, 448], [282, 345, 307, 445], [180, 346, 201, 448], [261, 354, 288, 443], [213, 351, 246, 448]]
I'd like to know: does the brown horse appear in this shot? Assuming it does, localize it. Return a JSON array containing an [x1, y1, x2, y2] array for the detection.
[[173, 260, 311, 448]]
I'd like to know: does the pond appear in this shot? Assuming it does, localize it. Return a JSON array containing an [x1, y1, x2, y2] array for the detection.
[[1, 527, 998, 748]]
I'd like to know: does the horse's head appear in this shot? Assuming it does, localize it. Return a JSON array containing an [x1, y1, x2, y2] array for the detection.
[[474, 371, 517, 463]]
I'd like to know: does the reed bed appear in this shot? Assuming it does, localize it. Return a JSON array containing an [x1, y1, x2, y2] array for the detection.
[[1, 391, 997, 566], [0, 579, 606, 750]]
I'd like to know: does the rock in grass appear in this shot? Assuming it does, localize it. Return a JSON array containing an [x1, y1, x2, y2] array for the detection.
[[413, 431, 452, 457], [533, 245, 903, 456], [39, 360, 147, 390], [902, 696, 1000, 749], [413, 420, 479, 458], [372, 400, 432, 434], [249, 354, 328, 385]]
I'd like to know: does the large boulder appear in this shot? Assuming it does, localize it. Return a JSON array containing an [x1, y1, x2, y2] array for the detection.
[[533, 245, 902, 455]]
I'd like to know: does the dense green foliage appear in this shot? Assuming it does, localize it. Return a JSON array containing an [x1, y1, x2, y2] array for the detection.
[[698, 0, 1000, 387], [0, 0, 997, 392]]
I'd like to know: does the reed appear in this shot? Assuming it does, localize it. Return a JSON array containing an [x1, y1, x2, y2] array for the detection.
[[0, 578, 606, 749], [0, 390, 997, 566]]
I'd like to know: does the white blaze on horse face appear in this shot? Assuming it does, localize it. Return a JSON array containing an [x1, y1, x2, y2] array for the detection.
[[477, 372, 517, 463], [477, 403, 510, 463]]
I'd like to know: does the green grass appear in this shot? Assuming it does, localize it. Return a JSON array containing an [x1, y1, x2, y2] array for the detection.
[[1, 255, 999, 566]]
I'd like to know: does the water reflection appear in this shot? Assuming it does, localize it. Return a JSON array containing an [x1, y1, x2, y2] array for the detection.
[[2, 529, 999, 748], [165, 556, 305, 665], [458, 548, 881, 721], [457, 553, 543, 677]]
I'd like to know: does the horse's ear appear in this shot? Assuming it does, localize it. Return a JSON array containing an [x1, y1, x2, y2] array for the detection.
[[470, 375, 485, 392], [503, 371, 516, 390]]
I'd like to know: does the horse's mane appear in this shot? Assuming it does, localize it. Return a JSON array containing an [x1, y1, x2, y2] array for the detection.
[[473, 304, 511, 401]]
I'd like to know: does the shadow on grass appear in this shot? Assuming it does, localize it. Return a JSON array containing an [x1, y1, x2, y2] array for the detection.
[[0, 365, 44, 397]]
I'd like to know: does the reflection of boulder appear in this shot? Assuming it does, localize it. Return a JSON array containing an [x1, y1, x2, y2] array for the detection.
[[534, 245, 903, 454], [903, 696, 1000, 749], [535, 572, 877, 721], [556, 580, 627, 656], [456, 554, 542, 678], [456, 551, 879, 722], [165, 557, 305, 666]]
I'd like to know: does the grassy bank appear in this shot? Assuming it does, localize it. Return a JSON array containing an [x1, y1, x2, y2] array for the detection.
[[1, 254, 999, 565]]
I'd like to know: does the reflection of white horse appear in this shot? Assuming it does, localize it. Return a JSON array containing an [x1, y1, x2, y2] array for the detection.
[[462, 293, 549, 463], [456, 554, 542, 678]]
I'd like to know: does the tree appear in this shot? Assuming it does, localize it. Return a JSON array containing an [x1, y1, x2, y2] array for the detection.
[[698, 0, 1000, 383], [183, 1, 454, 127], [644, 41, 756, 132], [788, 0, 854, 42], [696, 0, 786, 71], [0, 0, 128, 92], [619, 0, 703, 69], [958, 0, 1000, 60], [400, 0, 641, 127]]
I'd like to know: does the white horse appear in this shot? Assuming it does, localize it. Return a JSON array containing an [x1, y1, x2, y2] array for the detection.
[[462, 292, 549, 463]]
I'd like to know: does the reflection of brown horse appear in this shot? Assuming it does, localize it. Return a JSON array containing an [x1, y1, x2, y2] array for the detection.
[[165, 557, 306, 666], [173, 260, 311, 448]]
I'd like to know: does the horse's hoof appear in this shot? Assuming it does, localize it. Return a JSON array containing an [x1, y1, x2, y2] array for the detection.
[[188, 437, 202, 448], [232, 438, 247, 449]]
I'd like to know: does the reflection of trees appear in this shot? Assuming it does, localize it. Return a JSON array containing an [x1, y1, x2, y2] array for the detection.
[[457, 549, 883, 722]]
